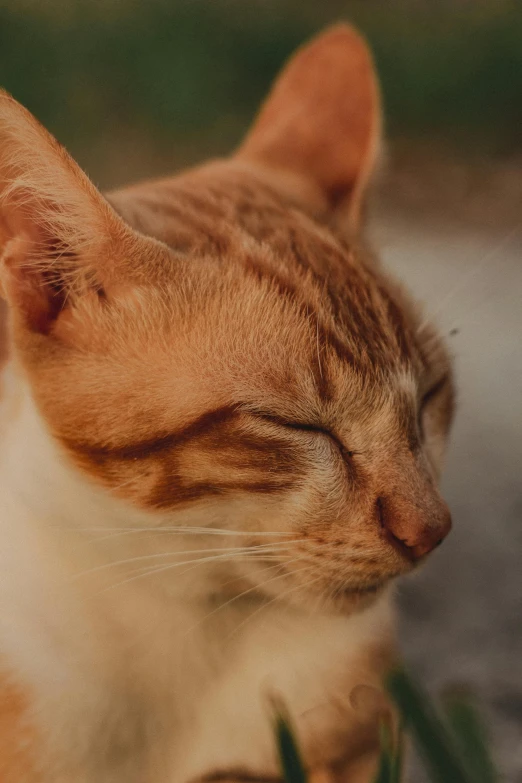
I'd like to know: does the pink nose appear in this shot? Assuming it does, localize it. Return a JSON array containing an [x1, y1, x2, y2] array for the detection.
[[377, 495, 452, 561]]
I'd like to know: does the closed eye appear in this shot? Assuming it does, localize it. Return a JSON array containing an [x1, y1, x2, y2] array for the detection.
[[418, 372, 453, 443], [255, 412, 356, 459], [420, 373, 450, 411]]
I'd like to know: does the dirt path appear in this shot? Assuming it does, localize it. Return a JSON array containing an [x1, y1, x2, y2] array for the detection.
[[372, 215, 522, 781]]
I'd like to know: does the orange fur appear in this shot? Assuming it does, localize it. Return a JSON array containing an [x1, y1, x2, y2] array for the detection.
[[0, 24, 454, 783], [0, 672, 37, 782]]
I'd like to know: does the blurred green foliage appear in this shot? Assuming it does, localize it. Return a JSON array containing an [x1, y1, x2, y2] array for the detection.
[[386, 670, 497, 783], [274, 668, 497, 783], [1, 1, 521, 183]]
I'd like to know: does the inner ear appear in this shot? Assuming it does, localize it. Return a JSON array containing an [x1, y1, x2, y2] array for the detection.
[[0, 200, 109, 335], [0, 89, 142, 337], [2, 237, 81, 335]]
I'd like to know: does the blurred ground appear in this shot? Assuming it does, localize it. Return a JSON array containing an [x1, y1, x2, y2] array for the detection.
[[372, 213, 522, 782]]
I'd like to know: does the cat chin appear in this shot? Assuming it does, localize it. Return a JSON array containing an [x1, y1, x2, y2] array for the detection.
[[275, 581, 390, 618], [324, 583, 388, 615], [234, 559, 391, 617]]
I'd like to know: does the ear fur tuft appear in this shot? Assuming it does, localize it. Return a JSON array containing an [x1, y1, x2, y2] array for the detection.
[[0, 90, 143, 332], [0, 90, 130, 297]]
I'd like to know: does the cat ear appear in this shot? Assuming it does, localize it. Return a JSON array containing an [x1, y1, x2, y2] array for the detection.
[[237, 24, 381, 229], [0, 90, 144, 336]]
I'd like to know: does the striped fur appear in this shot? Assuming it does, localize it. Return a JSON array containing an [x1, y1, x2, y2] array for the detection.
[[0, 24, 453, 783]]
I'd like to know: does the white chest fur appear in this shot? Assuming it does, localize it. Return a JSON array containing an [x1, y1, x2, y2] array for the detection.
[[0, 377, 393, 782]]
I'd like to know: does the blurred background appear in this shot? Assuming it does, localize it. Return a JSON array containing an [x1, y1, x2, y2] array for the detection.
[[1, 0, 521, 226], [1, 1, 521, 780]]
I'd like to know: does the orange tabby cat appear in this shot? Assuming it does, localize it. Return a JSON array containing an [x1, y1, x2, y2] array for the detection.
[[0, 24, 453, 783]]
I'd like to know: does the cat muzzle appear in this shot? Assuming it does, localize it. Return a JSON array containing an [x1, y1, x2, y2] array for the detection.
[[376, 494, 452, 561]]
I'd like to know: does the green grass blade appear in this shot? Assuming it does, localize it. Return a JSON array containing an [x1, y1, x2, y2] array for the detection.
[[443, 690, 497, 783], [373, 713, 404, 783], [373, 748, 392, 783], [390, 721, 404, 783], [386, 669, 473, 783], [373, 720, 393, 783], [271, 704, 308, 783]]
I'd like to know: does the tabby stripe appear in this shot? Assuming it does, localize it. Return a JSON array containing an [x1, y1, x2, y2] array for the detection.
[[243, 258, 356, 398], [64, 405, 240, 463], [150, 476, 298, 510]]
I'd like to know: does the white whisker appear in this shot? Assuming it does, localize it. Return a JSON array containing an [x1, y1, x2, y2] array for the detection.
[[183, 557, 306, 636], [316, 319, 323, 379], [446, 260, 522, 334], [53, 525, 293, 538], [120, 554, 293, 580], [106, 472, 151, 494], [86, 529, 294, 545], [226, 567, 322, 639], [90, 551, 295, 597], [73, 540, 302, 581], [417, 223, 521, 334]]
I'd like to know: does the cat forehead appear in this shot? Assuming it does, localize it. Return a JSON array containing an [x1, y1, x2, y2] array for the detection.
[[32, 173, 438, 457], [109, 164, 420, 379], [45, 230, 424, 453]]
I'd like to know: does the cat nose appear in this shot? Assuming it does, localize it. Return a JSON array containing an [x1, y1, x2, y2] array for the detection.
[[376, 495, 452, 561]]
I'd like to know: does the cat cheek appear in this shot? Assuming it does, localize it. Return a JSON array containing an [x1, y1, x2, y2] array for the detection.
[[420, 408, 451, 477]]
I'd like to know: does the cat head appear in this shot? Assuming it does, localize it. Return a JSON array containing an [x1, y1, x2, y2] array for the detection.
[[0, 25, 453, 611]]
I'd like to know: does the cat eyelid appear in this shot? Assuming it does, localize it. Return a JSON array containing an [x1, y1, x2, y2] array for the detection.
[[253, 412, 357, 459], [420, 372, 450, 410]]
